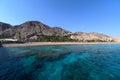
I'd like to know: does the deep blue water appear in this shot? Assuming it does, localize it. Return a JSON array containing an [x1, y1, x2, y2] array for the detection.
[[0, 44, 120, 80]]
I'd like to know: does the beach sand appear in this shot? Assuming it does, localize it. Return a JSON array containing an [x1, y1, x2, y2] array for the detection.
[[2, 42, 120, 47]]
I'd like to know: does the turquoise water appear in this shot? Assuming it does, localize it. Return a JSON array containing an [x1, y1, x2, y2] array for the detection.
[[0, 44, 120, 80]]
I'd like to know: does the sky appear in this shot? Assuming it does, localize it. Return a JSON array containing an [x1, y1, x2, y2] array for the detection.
[[0, 0, 120, 36]]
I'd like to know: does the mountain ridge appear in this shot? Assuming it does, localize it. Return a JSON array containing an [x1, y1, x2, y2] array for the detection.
[[0, 21, 114, 42]]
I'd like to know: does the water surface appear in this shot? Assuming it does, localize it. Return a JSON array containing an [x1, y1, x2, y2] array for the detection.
[[0, 44, 120, 80]]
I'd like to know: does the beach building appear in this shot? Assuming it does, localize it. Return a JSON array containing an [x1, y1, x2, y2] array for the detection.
[[0, 38, 18, 44]]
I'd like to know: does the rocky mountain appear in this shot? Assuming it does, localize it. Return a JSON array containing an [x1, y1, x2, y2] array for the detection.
[[0, 21, 71, 40], [0, 21, 114, 42]]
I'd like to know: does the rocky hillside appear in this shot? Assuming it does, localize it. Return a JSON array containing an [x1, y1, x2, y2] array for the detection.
[[0, 21, 114, 42], [71, 32, 113, 42], [0, 22, 12, 32], [0, 21, 71, 40]]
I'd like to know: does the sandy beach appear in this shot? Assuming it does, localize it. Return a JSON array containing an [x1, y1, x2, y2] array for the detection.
[[2, 42, 120, 47]]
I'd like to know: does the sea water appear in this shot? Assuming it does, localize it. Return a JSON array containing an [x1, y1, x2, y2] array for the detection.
[[0, 44, 120, 80]]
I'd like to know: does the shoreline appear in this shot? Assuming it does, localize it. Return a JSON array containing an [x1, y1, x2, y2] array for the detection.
[[2, 42, 120, 47]]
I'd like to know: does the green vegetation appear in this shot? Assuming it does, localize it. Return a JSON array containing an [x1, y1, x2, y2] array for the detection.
[[82, 39, 115, 42], [37, 35, 75, 42], [0, 33, 115, 42], [26, 34, 115, 42]]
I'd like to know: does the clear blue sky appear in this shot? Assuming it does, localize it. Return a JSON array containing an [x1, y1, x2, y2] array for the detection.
[[0, 0, 120, 36]]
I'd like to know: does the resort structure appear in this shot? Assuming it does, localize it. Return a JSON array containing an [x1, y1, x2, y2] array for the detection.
[[0, 38, 18, 44]]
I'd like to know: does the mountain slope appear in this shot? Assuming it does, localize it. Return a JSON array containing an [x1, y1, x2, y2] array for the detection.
[[52, 27, 72, 36], [0, 21, 71, 40], [0, 21, 114, 42], [0, 22, 12, 32], [71, 32, 113, 41], [0, 22, 14, 38]]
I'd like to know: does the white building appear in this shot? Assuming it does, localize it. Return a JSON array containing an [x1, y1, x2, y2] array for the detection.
[[0, 38, 18, 43]]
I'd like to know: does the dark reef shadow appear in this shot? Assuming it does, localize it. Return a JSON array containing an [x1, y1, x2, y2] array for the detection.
[[0, 47, 10, 62]]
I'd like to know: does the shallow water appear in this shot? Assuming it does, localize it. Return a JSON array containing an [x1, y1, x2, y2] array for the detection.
[[0, 44, 120, 80]]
